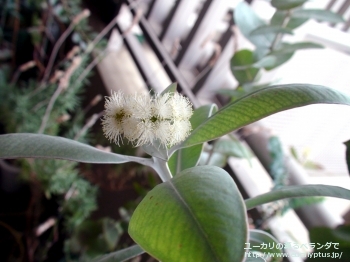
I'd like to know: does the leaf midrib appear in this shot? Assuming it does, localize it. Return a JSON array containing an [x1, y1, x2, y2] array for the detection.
[[168, 181, 221, 262]]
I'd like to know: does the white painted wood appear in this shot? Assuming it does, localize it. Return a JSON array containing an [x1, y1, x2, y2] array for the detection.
[[178, 0, 232, 69], [161, 0, 202, 52]]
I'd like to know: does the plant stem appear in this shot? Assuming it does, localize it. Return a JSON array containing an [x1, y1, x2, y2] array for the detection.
[[0, 220, 24, 261], [85, 15, 118, 55], [75, 50, 108, 85], [38, 83, 64, 134], [168, 144, 181, 157], [205, 143, 215, 165], [38, 56, 82, 134], [270, 10, 292, 51], [74, 111, 104, 141], [152, 157, 173, 182], [31, 9, 89, 97]]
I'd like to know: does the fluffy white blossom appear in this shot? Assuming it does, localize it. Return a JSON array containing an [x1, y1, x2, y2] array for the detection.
[[101, 91, 126, 145], [152, 93, 172, 119], [170, 93, 193, 119], [102, 90, 193, 147]]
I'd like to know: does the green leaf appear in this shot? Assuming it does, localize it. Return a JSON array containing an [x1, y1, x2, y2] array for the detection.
[[245, 185, 350, 210], [92, 245, 144, 262], [0, 133, 129, 164], [199, 151, 227, 168], [168, 145, 203, 175], [292, 9, 345, 23], [67, 219, 108, 258], [190, 104, 218, 129], [161, 82, 177, 95], [264, 53, 294, 71], [180, 84, 350, 149], [248, 230, 283, 262], [234, 2, 274, 48], [168, 104, 217, 175], [290, 146, 300, 162], [271, 10, 308, 29], [253, 52, 294, 70], [217, 83, 271, 101], [230, 49, 259, 85], [250, 25, 294, 36], [344, 140, 350, 175], [271, 0, 308, 10], [129, 166, 248, 262], [102, 219, 123, 251], [268, 136, 287, 187], [270, 42, 323, 55], [217, 89, 253, 101], [230, 51, 294, 71], [214, 138, 252, 159]]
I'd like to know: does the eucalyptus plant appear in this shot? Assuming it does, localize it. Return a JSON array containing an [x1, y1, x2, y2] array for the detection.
[[1, 82, 350, 261], [218, 0, 346, 221], [220, 0, 345, 100], [0, 1, 346, 261]]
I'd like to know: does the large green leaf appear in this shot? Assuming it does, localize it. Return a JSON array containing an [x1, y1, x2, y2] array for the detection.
[[92, 245, 144, 262], [168, 104, 217, 176], [0, 133, 131, 164], [250, 25, 294, 36], [292, 9, 345, 23], [253, 42, 322, 70], [253, 52, 294, 70], [271, 0, 308, 10], [230, 49, 260, 85], [129, 166, 248, 262], [234, 2, 274, 48], [180, 84, 350, 149], [270, 42, 323, 55], [271, 10, 308, 29], [245, 185, 350, 210]]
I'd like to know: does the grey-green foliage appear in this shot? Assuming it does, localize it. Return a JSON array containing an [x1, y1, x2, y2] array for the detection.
[[268, 136, 324, 215], [65, 217, 125, 260], [227, 1, 344, 99], [199, 135, 253, 168], [228, 0, 342, 216], [268, 136, 288, 188]]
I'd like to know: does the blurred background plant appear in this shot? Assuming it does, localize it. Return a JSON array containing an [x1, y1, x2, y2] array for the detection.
[[0, 0, 154, 261], [214, 1, 344, 230], [264, 136, 324, 219], [218, 1, 344, 101]]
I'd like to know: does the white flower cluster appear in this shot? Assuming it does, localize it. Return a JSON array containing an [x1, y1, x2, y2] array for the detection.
[[102, 90, 193, 147]]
